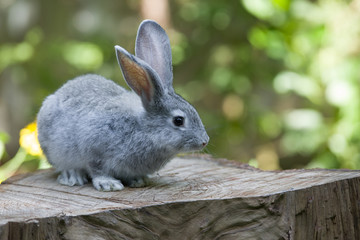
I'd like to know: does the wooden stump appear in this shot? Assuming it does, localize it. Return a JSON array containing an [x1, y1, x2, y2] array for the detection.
[[0, 156, 359, 240]]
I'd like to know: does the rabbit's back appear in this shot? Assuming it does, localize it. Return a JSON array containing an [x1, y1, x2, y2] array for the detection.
[[56, 74, 129, 110], [39, 74, 143, 119]]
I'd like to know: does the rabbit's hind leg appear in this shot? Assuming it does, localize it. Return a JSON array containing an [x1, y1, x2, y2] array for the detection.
[[57, 169, 89, 186], [127, 176, 150, 188]]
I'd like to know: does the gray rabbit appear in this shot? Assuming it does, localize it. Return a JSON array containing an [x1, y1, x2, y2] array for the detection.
[[37, 20, 209, 191]]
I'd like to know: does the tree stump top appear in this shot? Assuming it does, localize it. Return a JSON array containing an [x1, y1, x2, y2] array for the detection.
[[1, 156, 359, 239]]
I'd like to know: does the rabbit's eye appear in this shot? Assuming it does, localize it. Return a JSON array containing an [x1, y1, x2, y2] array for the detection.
[[173, 116, 185, 127]]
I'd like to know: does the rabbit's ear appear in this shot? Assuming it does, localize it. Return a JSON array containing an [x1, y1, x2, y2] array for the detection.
[[135, 20, 173, 93], [115, 45, 164, 109]]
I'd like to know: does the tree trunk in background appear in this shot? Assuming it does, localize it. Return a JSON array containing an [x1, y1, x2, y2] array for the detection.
[[140, 0, 171, 29], [0, 68, 31, 159]]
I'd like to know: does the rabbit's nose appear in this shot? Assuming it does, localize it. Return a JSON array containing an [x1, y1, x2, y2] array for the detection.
[[201, 134, 209, 147]]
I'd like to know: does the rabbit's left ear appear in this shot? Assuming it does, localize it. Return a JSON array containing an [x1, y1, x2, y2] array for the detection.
[[135, 20, 174, 93], [115, 45, 164, 110]]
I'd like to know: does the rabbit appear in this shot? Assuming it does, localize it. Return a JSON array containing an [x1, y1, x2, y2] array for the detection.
[[37, 20, 209, 191]]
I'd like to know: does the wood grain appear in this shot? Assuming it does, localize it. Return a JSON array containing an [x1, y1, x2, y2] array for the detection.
[[1, 156, 359, 239]]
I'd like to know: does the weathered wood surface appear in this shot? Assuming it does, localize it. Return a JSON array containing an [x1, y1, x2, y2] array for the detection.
[[0, 156, 359, 240]]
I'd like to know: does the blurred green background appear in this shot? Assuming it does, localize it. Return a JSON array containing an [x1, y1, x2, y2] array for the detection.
[[1, 0, 360, 181]]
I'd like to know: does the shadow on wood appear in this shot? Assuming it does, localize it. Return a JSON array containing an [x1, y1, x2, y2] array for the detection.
[[1, 156, 359, 239]]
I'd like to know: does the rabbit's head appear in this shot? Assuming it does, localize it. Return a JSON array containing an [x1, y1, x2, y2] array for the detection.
[[115, 20, 209, 153]]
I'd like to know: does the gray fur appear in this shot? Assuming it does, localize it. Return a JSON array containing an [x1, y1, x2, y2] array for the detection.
[[135, 20, 173, 90], [37, 20, 209, 191]]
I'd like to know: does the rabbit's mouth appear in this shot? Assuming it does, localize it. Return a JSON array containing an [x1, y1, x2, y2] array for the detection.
[[182, 138, 209, 152]]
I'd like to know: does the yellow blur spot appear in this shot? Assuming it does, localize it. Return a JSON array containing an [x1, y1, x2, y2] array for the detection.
[[222, 95, 244, 120], [256, 145, 279, 170], [19, 122, 43, 156]]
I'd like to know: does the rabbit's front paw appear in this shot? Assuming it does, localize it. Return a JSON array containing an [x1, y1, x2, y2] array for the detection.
[[92, 176, 124, 191], [57, 169, 88, 186]]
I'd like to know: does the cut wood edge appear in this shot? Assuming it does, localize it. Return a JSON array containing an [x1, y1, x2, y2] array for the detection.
[[0, 155, 359, 240]]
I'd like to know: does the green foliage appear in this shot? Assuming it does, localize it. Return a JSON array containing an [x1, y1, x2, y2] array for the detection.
[[172, 0, 360, 169], [0, 132, 9, 160], [0, 0, 359, 175]]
